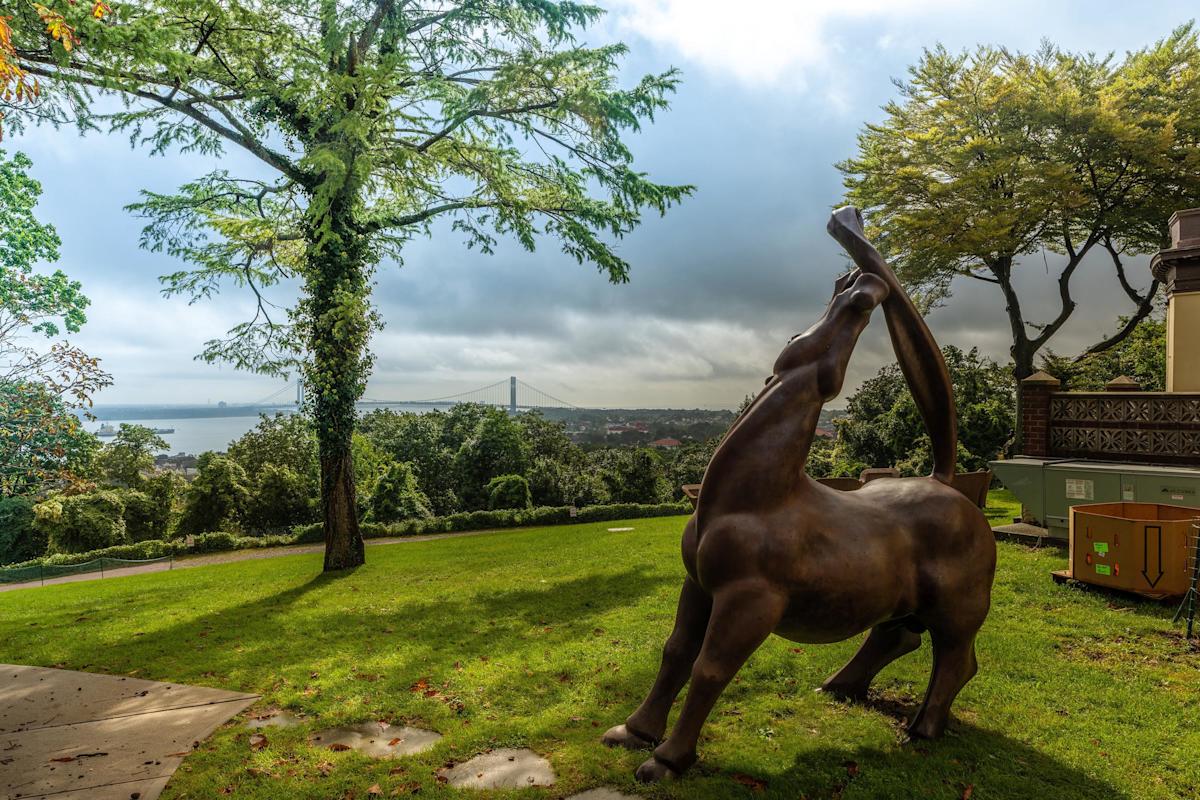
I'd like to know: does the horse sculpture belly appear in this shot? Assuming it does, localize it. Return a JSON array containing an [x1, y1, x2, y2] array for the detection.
[[601, 208, 997, 784]]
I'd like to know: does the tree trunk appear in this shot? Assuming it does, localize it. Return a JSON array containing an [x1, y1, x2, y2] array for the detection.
[[1011, 345, 1035, 454], [321, 443, 363, 570], [305, 194, 372, 572]]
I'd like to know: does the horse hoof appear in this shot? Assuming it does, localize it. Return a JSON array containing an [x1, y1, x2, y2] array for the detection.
[[601, 724, 655, 750], [816, 682, 867, 702], [635, 756, 679, 783], [906, 717, 944, 740]]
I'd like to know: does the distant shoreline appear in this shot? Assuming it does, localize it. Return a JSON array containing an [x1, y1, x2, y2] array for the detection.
[[78, 405, 300, 422]]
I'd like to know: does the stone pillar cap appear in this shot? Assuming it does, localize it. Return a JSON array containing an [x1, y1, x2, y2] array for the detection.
[[1169, 208, 1200, 247], [1105, 375, 1142, 391], [1021, 370, 1061, 387]]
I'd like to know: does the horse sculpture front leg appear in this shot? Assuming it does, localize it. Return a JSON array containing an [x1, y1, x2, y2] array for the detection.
[[635, 580, 788, 782]]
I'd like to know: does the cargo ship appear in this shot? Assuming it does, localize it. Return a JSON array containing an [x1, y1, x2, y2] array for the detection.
[[96, 423, 176, 437]]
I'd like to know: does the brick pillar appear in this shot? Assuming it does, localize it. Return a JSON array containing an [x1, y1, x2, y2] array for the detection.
[[1020, 371, 1061, 457]]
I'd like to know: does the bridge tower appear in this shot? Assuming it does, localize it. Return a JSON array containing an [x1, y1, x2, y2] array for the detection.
[[296, 375, 305, 406], [509, 376, 517, 415]]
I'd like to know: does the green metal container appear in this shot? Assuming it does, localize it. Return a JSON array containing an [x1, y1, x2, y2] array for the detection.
[[990, 458, 1200, 539]]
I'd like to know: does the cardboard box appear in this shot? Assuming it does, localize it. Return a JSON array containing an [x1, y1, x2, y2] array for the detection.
[[1068, 502, 1200, 599]]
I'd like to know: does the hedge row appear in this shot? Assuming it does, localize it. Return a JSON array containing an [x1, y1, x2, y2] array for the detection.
[[5, 502, 692, 573], [1, 531, 299, 573], [291, 501, 690, 543]]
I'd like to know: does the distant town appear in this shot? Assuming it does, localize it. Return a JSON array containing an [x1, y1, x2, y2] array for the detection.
[[125, 404, 846, 477]]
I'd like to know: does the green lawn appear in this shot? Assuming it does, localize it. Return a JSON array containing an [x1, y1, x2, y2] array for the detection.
[[2, 506, 1196, 799]]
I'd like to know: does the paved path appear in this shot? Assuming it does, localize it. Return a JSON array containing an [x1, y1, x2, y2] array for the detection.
[[0, 528, 516, 594], [0, 664, 256, 799]]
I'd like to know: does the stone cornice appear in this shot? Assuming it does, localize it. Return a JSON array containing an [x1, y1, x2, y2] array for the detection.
[[1150, 244, 1200, 293]]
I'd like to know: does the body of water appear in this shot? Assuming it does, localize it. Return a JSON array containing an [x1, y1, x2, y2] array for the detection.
[[88, 415, 289, 455], [85, 404, 456, 455]]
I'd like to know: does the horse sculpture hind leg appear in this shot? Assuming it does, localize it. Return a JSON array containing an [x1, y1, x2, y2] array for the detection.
[[819, 620, 924, 701]]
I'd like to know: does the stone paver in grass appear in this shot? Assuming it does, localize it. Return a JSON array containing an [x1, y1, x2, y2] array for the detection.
[[438, 748, 556, 789], [245, 709, 306, 729], [0, 664, 257, 800], [565, 790, 638, 799], [308, 721, 442, 758]]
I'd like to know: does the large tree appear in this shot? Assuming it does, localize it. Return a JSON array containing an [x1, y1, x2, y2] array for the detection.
[[13, 1, 691, 569], [840, 27, 1200, 408]]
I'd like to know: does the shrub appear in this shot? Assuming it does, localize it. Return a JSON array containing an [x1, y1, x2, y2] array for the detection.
[[452, 409, 528, 510], [37, 491, 129, 554], [121, 489, 159, 542], [0, 496, 45, 565], [365, 462, 433, 523], [143, 472, 185, 538], [245, 464, 314, 534], [487, 474, 532, 510], [179, 455, 250, 534]]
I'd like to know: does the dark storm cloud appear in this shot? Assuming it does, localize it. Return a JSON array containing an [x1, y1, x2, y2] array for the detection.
[[10, 0, 1191, 406]]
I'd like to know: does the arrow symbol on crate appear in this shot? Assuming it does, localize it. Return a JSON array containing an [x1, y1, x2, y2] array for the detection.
[[1142, 525, 1164, 588]]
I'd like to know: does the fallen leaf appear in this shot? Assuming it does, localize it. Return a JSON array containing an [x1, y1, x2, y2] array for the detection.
[[731, 773, 767, 792], [249, 733, 268, 751], [368, 784, 383, 795], [388, 738, 403, 746], [844, 760, 859, 778], [962, 785, 975, 800], [329, 743, 352, 752]]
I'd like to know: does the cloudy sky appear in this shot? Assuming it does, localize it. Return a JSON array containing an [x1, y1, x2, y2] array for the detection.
[[14, 0, 1197, 409]]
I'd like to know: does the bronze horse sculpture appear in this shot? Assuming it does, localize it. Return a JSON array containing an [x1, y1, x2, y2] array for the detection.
[[602, 207, 997, 782]]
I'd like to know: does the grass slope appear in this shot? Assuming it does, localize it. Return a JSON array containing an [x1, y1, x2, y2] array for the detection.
[[1, 502, 1195, 799]]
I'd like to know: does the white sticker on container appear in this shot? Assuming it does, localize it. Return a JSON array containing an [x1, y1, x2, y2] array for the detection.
[[1066, 478, 1094, 500]]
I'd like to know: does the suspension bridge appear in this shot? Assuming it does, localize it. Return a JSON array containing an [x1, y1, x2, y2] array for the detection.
[[237, 376, 578, 414]]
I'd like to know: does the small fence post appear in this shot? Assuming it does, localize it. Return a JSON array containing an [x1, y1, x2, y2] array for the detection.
[[40, 565, 44, 587], [99, 558, 105, 578]]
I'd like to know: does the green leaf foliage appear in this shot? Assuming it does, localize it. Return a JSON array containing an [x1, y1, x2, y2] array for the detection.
[[36, 490, 128, 554], [837, 346, 1015, 475], [245, 463, 317, 534], [96, 423, 169, 488], [0, 379, 99, 497], [486, 473, 532, 510], [452, 407, 529, 510], [365, 460, 432, 523], [840, 26, 1200, 376], [0, 149, 109, 406], [178, 454, 251, 535], [1041, 311, 1167, 391], [0, 495, 44, 565]]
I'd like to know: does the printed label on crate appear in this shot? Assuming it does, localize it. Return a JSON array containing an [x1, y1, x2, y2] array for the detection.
[[1093, 542, 1108, 555], [1095, 564, 1111, 576], [1066, 478, 1094, 500]]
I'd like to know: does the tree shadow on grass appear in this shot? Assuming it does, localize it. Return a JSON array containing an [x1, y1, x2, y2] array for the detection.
[[667, 692, 1131, 800], [67, 565, 671, 696], [749, 727, 1130, 800]]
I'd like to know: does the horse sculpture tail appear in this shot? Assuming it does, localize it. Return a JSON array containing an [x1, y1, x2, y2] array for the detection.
[[826, 206, 957, 485]]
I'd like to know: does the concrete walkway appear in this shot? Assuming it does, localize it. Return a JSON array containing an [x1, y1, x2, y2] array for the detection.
[[0, 664, 257, 799], [0, 528, 519, 593]]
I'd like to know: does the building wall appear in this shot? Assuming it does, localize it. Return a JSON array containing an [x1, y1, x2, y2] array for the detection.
[[1168, 291, 1200, 392]]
